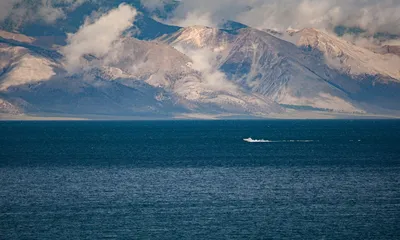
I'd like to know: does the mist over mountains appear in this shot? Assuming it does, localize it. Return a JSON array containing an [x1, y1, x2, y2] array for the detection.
[[0, 0, 399, 119]]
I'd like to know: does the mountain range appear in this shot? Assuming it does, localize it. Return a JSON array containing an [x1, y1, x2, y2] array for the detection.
[[1, 2, 400, 119]]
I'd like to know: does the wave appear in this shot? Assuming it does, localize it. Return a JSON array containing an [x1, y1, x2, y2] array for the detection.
[[243, 138, 315, 143]]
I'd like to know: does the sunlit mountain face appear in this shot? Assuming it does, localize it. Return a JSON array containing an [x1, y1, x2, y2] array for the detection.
[[0, 0, 399, 119]]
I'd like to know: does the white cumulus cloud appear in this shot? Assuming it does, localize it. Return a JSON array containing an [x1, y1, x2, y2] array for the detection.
[[62, 3, 138, 72]]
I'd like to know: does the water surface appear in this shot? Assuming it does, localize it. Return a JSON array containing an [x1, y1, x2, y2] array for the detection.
[[1, 120, 399, 239]]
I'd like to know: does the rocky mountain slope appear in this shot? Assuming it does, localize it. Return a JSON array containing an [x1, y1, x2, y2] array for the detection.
[[0, 31, 283, 118], [376, 45, 400, 57], [158, 26, 400, 114], [288, 28, 400, 80]]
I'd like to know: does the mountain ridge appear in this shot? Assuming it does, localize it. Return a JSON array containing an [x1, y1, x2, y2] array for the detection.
[[0, 7, 400, 119]]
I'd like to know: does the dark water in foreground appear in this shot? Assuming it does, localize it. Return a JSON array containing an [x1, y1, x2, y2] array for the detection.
[[0, 120, 400, 239]]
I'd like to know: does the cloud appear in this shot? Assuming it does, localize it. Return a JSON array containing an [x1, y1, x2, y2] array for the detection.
[[62, 3, 137, 72], [38, 4, 67, 23], [174, 45, 237, 92], [0, 0, 16, 22], [173, 12, 214, 28], [140, 0, 169, 11], [0, 0, 87, 25], [142, 0, 400, 35], [2, 0, 398, 36]]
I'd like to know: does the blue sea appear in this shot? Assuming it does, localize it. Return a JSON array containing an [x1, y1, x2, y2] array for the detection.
[[1, 120, 400, 239]]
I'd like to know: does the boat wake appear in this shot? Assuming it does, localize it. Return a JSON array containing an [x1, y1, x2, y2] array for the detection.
[[243, 138, 315, 143]]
